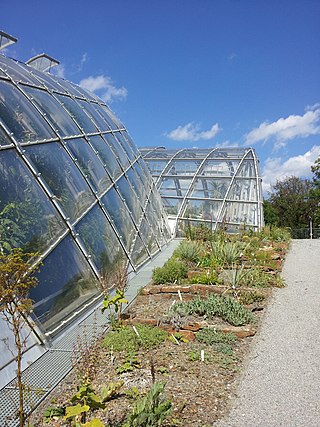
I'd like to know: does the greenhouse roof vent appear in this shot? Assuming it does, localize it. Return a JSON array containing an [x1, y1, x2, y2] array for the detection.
[[0, 30, 17, 51], [26, 53, 60, 73]]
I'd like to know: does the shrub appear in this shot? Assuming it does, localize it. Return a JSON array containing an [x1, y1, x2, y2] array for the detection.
[[196, 328, 237, 346], [103, 325, 167, 352], [170, 294, 254, 326], [210, 241, 242, 265], [185, 223, 213, 241], [152, 258, 187, 285], [188, 270, 221, 285], [173, 240, 202, 263]]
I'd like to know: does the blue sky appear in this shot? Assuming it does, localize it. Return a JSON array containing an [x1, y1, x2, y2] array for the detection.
[[2, 0, 320, 194]]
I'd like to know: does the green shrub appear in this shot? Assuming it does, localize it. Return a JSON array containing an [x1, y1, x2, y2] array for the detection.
[[210, 241, 242, 265], [170, 294, 254, 326], [188, 270, 221, 285], [185, 223, 213, 241], [123, 382, 172, 427], [239, 291, 265, 305], [103, 325, 167, 352], [173, 240, 202, 263], [196, 328, 237, 346], [152, 258, 187, 285]]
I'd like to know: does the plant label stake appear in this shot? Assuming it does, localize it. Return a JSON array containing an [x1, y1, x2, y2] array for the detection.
[[201, 349, 205, 362], [178, 290, 183, 301], [132, 326, 140, 338]]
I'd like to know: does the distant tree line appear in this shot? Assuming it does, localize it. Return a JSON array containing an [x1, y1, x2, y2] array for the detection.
[[263, 156, 320, 230]]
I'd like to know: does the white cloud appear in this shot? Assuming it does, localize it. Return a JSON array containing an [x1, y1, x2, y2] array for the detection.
[[246, 107, 320, 148], [77, 53, 88, 72], [53, 64, 65, 78], [79, 75, 128, 103], [167, 122, 221, 142], [262, 145, 320, 194]]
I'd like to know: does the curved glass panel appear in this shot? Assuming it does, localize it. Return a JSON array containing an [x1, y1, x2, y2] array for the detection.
[[55, 94, 98, 133], [228, 179, 257, 202], [67, 138, 111, 194], [0, 149, 66, 254], [101, 188, 136, 251], [131, 235, 148, 266], [103, 132, 129, 169], [23, 86, 81, 137], [25, 142, 95, 221], [115, 131, 135, 162], [116, 175, 141, 223], [89, 135, 122, 179], [76, 205, 123, 275], [0, 125, 12, 146], [0, 80, 55, 142], [126, 167, 146, 200], [31, 236, 99, 333], [77, 99, 110, 131], [223, 202, 258, 225], [0, 55, 44, 86], [98, 104, 123, 129]]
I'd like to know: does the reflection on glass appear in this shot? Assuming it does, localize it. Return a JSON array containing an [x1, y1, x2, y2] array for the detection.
[[228, 179, 257, 201], [0, 55, 44, 86], [67, 138, 111, 194], [131, 235, 148, 266], [76, 205, 123, 275], [23, 86, 80, 137], [89, 135, 122, 179], [0, 80, 55, 142], [102, 188, 136, 250], [25, 142, 95, 222], [77, 100, 110, 131], [117, 176, 141, 223], [0, 126, 12, 146], [114, 131, 135, 161], [0, 150, 66, 254], [31, 236, 99, 333], [55, 95, 98, 133], [184, 199, 222, 222], [103, 132, 129, 169]]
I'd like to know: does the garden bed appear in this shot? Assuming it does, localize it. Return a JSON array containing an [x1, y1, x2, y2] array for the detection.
[[30, 226, 290, 427]]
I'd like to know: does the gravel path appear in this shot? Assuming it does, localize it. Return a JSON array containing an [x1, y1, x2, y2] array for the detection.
[[214, 239, 320, 427]]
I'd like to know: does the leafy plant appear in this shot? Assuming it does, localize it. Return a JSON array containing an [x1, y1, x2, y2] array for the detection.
[[0, 249, 40, 427], [196, 328, 237, 346], [70, 383, 105, 410], [43, 406, 65, 421], [168, 332, 189, 344], [173, 240, 202, 263], [239, 291, 265, 305], [122, 382, 172, 427], [103, 325, 168, 352], [170, 294, 254, 326], [152, 258, 187, 285], [102, 289, 128, 325], [116, 352, 140, 374], [188, 270, 221, 285]]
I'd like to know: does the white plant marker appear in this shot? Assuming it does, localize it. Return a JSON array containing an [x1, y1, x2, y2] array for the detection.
[[170, 300, 176, 308], [132, 325, 140, 338], [201, 349, 205, 362], [171, 333, 180, 345], [178, 290, 183, 301]]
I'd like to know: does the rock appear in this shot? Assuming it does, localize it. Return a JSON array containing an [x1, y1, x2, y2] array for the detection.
[[183, 322, 201, 332]]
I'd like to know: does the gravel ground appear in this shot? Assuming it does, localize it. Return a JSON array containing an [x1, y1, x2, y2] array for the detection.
[[214, 239, 320, 427]]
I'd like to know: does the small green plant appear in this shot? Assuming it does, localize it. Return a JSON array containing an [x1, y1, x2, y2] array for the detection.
[[102, 289, 128, 325], [152, 258, 187, 285], [185, 223, 213, 241], [43, 406, 65, 421], [122, 382, 172, 427], [239, 291, 265, 305], [173, 240, 202, 263], [170, 294, 254, 326], [196, 329, 236, 355], [116, 352, 140, 374], [103, 325, 168, 352], [125, 387, 140, 400], [188, 270, 220, 285], [168, 332, 189, 344]]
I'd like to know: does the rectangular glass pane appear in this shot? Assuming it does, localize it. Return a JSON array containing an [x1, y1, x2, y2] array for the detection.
[[0, 149, 66, 253], [89, 135, 122, 179], [31, 236, 99, 333], [25, 142, 95, 222]]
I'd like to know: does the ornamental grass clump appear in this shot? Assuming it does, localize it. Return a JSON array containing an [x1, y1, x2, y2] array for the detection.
[[152, 258, 187, 285], [173, 240, 202, 263], [170, 294, 254, 326]]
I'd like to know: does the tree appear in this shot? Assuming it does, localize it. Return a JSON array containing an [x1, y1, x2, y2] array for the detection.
[[311, 156, 320, 226], [267, 176, 315, 229], [263, 199, 279, 226], [0, 249, 39, 427]]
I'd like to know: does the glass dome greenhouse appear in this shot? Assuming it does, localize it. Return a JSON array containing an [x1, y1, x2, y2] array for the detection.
[[0, 54, 171, 339], [140, 147, 264, 234]]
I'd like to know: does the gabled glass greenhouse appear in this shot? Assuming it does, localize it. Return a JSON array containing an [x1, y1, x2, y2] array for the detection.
[[140, 147, 264, 234], [0, 53, 171, 341]]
